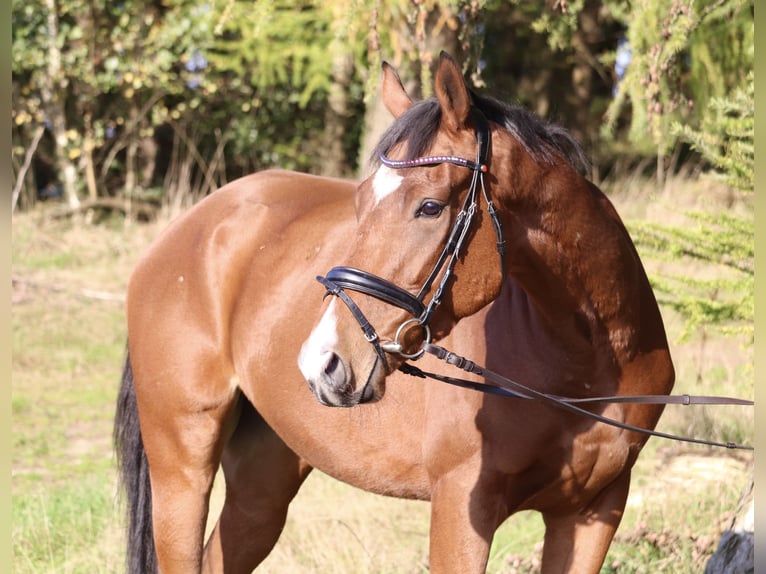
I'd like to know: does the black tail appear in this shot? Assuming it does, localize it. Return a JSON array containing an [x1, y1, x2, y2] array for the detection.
[[114, 348, 158, 574]]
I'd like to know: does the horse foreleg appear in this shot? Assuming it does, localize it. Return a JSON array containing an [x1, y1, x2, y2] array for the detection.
[[428, 472, 505, 573], [540, 469, 631, 574], [203, 402, 313, 573], [138, 382, 240, 573]]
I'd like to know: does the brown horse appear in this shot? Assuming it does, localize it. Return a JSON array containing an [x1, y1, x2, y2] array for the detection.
[[115, 52, 674, 573]]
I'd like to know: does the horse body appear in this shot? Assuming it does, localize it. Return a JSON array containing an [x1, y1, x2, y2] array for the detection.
[[116, 54, 674, 574]]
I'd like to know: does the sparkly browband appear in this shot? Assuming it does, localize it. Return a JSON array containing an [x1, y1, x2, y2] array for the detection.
[[379, 153, 488, 173]]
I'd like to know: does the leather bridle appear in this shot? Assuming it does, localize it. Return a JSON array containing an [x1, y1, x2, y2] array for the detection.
[[405, 344, 753, 451], [317, 106, 504, 366]]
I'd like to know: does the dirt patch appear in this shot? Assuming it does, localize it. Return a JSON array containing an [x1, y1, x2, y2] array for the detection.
[[627, 450, 752, 509]]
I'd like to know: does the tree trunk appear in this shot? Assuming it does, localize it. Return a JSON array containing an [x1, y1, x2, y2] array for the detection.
[[40, 0, 80, 209], [83, 112, 98, 200], [357, 3, 461, 178], [139, 136, 158, 190], [124, 102, 140, 196], [319, 49, 354, 178]]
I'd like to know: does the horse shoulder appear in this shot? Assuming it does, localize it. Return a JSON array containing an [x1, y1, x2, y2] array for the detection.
[[126, 170, 356, 362]]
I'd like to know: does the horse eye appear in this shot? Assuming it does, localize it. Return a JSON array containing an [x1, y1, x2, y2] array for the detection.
[[416, 200, 445, 218]]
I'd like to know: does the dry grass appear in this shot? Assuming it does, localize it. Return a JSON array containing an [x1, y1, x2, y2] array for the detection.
[[11, 175, 753, 573]]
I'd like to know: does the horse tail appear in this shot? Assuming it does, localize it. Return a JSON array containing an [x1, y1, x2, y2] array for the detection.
[[114, 347, 158, 574]]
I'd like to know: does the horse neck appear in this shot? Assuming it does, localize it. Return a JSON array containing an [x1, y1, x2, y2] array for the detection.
[[496, 153, 665, 367]]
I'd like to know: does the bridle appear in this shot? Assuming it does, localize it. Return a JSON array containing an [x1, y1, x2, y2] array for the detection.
[[317, 106, 504, 369], [314, 106, 753, 451]]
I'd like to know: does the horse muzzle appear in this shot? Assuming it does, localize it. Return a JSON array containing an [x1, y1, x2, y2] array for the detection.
[[298, 298, 386, 407]]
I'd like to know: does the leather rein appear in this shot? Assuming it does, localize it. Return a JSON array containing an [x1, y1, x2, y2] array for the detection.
[[405, 343, 753, 451], [316, 106, 753, 452]]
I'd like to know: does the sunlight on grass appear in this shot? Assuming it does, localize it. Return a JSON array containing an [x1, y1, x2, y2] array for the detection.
[[487, 511, 545, 572], [13, 476, 123, 573]]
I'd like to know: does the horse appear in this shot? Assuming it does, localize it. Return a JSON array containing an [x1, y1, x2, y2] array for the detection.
[[114, 52, 674, 573]]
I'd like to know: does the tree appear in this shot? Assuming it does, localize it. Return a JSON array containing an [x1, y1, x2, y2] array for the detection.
[[13, 0, 80, 208], [631, 71, 753, 343], [613, 0, 753, 343], [12, 0, 216, 209], [603, 0, 754, 183]]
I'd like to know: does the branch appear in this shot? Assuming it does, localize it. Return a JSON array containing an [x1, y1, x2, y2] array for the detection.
[[12, 125, 46, 214], [165, 118, 229, 197], [97, 90, 166, 184]]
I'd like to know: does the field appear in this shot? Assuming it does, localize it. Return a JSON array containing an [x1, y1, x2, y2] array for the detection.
[[11, 175, 753, 573]]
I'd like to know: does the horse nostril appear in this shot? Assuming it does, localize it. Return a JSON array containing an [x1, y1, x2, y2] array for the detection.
[[321, 351, 346, 388], [324, 352, 339, 376]]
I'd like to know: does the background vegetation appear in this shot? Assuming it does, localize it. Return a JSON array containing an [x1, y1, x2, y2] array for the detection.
[[11, 0, 753, 572], [12, 1, 753, 194]]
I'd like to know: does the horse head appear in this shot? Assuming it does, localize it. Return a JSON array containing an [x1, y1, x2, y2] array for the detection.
[[299, 53, 509, 406]]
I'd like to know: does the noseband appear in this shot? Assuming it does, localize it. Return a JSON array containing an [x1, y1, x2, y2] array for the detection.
[[317, 107, 505, 367]]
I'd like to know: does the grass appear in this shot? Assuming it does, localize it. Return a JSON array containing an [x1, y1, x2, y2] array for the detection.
[[13, 477, 122, 573], [12, 212, 149, 573], [11, 175, 753, 573]]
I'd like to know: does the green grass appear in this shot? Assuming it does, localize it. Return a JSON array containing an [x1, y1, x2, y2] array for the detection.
[[12, 214, 137, 572], [13, 477, 122, 573], [11, 175, 753, 573], [487, 512, 545, 571]]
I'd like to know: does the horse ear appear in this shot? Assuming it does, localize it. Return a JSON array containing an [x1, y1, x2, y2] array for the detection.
[[381, 61, 413, 118], [434, 51, 471, 132]]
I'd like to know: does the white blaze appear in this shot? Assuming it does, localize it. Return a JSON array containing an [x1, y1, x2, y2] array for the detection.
[[298, 298, 340, 380], [372, 165, 403, 205]]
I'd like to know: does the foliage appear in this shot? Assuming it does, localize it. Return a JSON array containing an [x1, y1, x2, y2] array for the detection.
[[523, 0, 587, 51], [603, 0, 753, 155], [12, 0, 224, 205], [211, 1, 353, 107], [648, 69, 753, 343], [12, 0, 497, 204], [672, 72, 754, 193], [501, 0, 753, 160], [12, 0, 754, 196], [637, 37, 753, 344], [629, 208, 753, 342]]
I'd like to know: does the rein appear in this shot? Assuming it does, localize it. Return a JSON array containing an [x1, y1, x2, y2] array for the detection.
[[398, 343, 754, 451]]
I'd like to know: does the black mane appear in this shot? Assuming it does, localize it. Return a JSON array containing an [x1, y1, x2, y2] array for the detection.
[[372, 89, 590, 174]]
